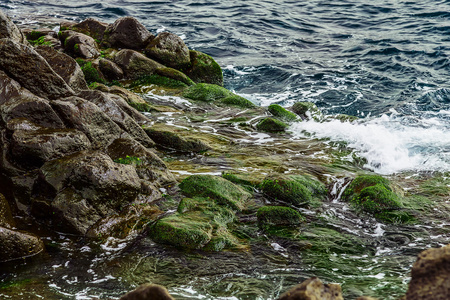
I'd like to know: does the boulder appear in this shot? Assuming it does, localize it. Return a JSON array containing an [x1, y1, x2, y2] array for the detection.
[[69, 18, 109, 41], [104, 85, 153, 115], [277, 277, 344, 300], [184, 50, 223, 86], [0, 10, 28, 44], [0, 226, 44, 262], [22, 27, 56, 41], [268, 104, 298, 122], [99, 58, 124, 81], [145, 32, 190, 70], [33, 150, 142, 234], [35, 45, 89, 92], [78, 90, 155, 147], [104, 16, 153, 50], [51, 96, 122, 148], [405, 243, 450, 300], [60, 30, 100, 59], [114, 49, 163, 79], [291, 101, 322, 121], [120, 284, 175, 300], [0, 38, 74, 100], [256, 117, 288, 132], [0, 193, 14, 228], [257, 206, 305, 227]]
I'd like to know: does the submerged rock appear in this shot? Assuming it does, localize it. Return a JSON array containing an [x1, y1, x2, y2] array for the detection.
[[277, 277, 344, 300], [256, 117, 288, 132], [120, 283, 174, 300]]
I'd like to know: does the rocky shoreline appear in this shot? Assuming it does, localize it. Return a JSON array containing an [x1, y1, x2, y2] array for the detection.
[[1, 10, 449, 299]]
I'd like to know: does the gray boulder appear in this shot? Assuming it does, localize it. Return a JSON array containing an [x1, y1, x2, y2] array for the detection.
[[114, 49, 163, 79], [145, 32, 190, 70], [0, 38, 74, 100], [69, 18, 108, 41], [60, 30, 100, 59], [99, 58, 124, 81], [104, 16, 153, 50]]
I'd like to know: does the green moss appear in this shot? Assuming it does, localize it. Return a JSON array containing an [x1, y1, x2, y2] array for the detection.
[[29, 36, 52, 46], [178, 175, 252, 211], [257, 206, 305, 226], [260, 174, 312, 207], [114, 155, 142, 165], [132, 74, 188, 89], [183, 83, 231, 102], [155, 67, 195, 86], [342, 175, 391, 202], [222, 172, 257, 189], [143, 127, 210, 153], [220, 95, 256, 108], [256, 117, 288, 132], [375, 210, 416, 224], [76, 59, 106, 85], [184, 50, 224, 86], [268, 104, 298, 122]]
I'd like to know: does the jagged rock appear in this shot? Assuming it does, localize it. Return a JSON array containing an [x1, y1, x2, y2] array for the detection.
[[145, 32, 190, 70], [104, 16, 153, 50], [69, 18, 108, 41], [0, 226, 44, 262], [78, 90, 155, 147], [405, 243, 450, 300], [33, 150, 142, 234], [0, 38, 74, 100], [103, 85, 153, 116], [99, 58, 124, 81], [35, 45, 89, 92], [114, 49, 163, 79], [0, 72, 65, 128], [51, 96, 122, 148], [0, 10, 28, 44], [106, 138, 176, 187], [10, 125, 91, 170], [60, 30, 100, 59], [277, 277, 344, 300], [120, 284, 174, 300], [22, 27, 56, 41], [184, 50, 223, 86], [0, 193, 14, 228]]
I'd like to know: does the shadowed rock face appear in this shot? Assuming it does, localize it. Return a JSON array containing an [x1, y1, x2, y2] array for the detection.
[[120, 284, 175, 300], [277, 277, 344, 300], [0, 226, 44, 262], [405, 243, 450, 300], [105, 16, 153, 50]]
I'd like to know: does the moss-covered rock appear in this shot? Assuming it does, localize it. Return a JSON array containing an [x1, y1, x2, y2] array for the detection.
[[257, 206, 305, 226], [220, 95, 256, 108], [144, 32, 190, 70], [76, 59, 106, 85], [155, 67, 194, 86], [178, 175, 252, 211], [342, 174, 402, 214], [256, 117, 288, 132], [132, 74, 188, 89], [183, 83, 231, 102], [268, 104, 298, 122], [184, 50, 223, 86], [291, 101, 322, 121], [144, 126, 211, 153]]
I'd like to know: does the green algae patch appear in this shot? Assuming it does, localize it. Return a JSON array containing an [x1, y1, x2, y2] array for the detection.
[[155, 67, 195, 86], [256, 117, 288, 132], [342, 174, 402, 215], [220, 95, 256, 108], [268, 104, 298, 122], [178, 175, 252, 211], [183, 83, 231, 102], [76, 59, 106, 85], [222, 171, 259, 189], [144, 126, 211, 153], [257, 206, 305, 227], [260, 174, 326, 207], [132, 74, 188, 89], [184, 50, 224, 86]]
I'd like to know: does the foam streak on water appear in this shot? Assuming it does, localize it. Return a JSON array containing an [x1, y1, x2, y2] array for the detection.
[[290, 110, 450, 174]]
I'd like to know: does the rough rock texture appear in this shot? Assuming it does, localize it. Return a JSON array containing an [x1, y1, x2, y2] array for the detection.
[[145, 32, 190, 69], [33, 150, 142, 234], [144, 126, 211, 153], [184, 50, 223, 86], [36, 45, 89, 92], [405, 243, 450, 300], [51, 96, 122, 148], [0, 38, 74, 100], [69, 18, 108, 41], [0, 226, 44, 262], [104, 16, 153, 50], [99, 58, 124, 81], [60, 30, 100, 59], [114, 49, 163, 79], [0, 193, 14, 228], [120, 284, 175, 300], [0, 10, 28, 44], [277, 277, 344, 300]]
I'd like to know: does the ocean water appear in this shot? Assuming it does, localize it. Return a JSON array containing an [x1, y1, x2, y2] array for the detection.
[[4, 0, 450, 174]]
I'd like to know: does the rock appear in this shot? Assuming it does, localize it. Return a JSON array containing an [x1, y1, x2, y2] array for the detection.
[[0, 193, 15, 228], [0, 38, 74, 100], [268, 104, 298, 122], [183, 83, 231, 102], [0, 73, 65, 128], [178, 175, 252, 211], [405, 243, 450, 300], [51, 96, 122, 149], [106, 90, 152, 123], [104, 85, 153, 115], [114, 49, 163, 79], [155, 67, 194, 86], [76, 59, 106, 85], [0, 10, 28, 44], [291, 101, 322, 121], [99, 58, 124, 81], [257, 206, 305, 227], [78, 90, 155, 147], [106, 138, 175, 188], [220, 94, 255, 108], [104, 16, 153, 50], [60, 30, 100, 59], [69, 18, 108, 41], [0, 226, 44, 262], [256, 117, 288, 132], [145, 32, 190, 70], [10, 126, 91, 170], [35, 45, 89, 92], [34, 150, 142, 234], [22, 27, 56, 41], [277, 277, 344, 300], [120, 284, 175, 300], [184, 50, 223, 86]]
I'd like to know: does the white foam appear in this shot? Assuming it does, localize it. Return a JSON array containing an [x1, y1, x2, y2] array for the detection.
[[290, 111, 450, 174]]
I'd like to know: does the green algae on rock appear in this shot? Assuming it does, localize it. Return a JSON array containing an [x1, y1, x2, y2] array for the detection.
[[184, 50, 223, 86], [256, 117, 288, 132], [220, 94, 256, 108], [183, 83, 231, 102], [257, 206, 305, 227], [179, 175, 252, 211], [268, 104, 298, 122]]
